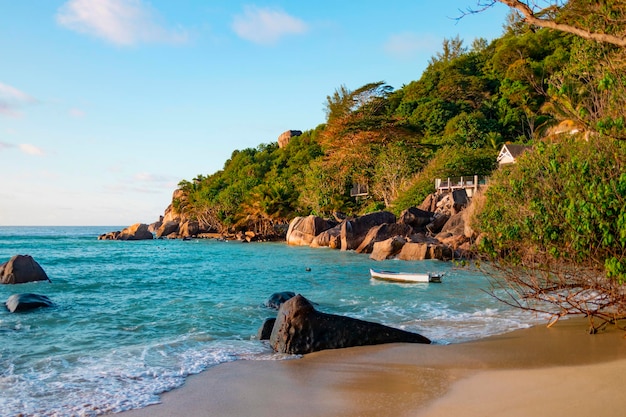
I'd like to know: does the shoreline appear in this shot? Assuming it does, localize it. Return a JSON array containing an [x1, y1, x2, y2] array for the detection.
[[116, 318, 626, 417]]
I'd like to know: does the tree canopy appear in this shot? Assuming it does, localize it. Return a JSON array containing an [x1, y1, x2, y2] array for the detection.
[[170, 0, 625, 247]]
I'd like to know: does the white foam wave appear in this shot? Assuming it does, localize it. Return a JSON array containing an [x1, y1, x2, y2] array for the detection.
[[0, 338, 272, 417]]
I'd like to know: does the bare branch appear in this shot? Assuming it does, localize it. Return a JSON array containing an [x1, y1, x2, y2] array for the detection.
[[497, 0, 626, 47]]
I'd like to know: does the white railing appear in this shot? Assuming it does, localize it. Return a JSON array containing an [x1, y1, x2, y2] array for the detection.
[[435, 175, 489, 194]]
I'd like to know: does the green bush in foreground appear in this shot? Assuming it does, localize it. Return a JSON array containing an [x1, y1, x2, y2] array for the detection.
[[476, 135, 626, 327]]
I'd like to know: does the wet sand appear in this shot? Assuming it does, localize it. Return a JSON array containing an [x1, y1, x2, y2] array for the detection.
[[118, 318, 626, 417]]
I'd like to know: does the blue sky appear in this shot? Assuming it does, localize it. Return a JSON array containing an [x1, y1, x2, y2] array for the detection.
[[1, 0, 510, 226]]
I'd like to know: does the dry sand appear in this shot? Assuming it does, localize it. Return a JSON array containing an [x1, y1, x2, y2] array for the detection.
[[118, 318, 626, 417]]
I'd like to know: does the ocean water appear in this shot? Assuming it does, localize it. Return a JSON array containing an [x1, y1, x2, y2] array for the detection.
[[0, 226, 542, 416]]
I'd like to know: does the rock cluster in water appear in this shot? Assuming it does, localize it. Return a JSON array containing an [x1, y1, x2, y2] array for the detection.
[[98, 187, 476, 250], [1, 255, 53, 313], [98, 223, 154, 240], [287, 190, 477, 261]]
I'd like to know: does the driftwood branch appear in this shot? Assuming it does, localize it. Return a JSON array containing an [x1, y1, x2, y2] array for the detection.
[[480, 259, 626, 333]]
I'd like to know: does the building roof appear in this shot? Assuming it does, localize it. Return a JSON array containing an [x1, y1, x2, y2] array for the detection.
[[497, 144, 532, 164], [505, 144, 531, 158]]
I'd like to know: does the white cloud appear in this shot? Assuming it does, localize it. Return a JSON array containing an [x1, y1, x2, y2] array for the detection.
[[232, 6, 308, 45], [0, 141, 45, 156], [56, 0, 188, 46], [0, 82, 37, 117], [19, 144, 45, 156], [383, 32, 439, 59]]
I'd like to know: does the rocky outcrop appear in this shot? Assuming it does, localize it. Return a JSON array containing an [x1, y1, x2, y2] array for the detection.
[[340, 211, 396, 251], [269, 295, 430, 354], [418, 193, 437, 212], [0, 255, 50, 284], [397, 242, 454, 261], [5, 293, 53, 313], [98, 223, 153, 241], [277, 130, 303, 149], [370, 236, 407, 261], [439, 211, 465, 236], [156, 221, 179, 238], [280, 197, 476, 261], [310, 225, 342, 248], [397, 242, 430, 261], [149, 216, 163, 234], [179, 220, 200, 238], [286, 216, 331, 246], [398, 207, 434, 230], [355, 223, 413, 254], [426, 214, 449, 234]]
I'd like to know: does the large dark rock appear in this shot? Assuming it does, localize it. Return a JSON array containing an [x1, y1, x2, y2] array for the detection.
[[264, 291, 296, 309], [398, 207, 434, 229], [286, 216, 330, 246], [156, 221, 179, 238], [0, 255, 50, 284], [370, 236, 407, 261], [426, 214, 449, 234], [269, 295, 430, 354], [6, 293, 53, 312], [310, 224, 342, 249], [397, 242, 454, 261], [179, 220, 200, 238], [340, 211, 396, 251], [257, 318, 276, 340], [452, 189, 469, 211], [439, 211, 466, 236], [355, 223, 413, 254], [397, 242, 430, 261], [418, 193, 437, 213]]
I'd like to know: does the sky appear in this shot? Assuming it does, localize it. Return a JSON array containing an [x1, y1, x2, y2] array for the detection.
[[0, 0, 511, 226]]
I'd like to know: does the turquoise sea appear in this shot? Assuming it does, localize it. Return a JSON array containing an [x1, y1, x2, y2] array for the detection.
[[0, 226, 541, 416]]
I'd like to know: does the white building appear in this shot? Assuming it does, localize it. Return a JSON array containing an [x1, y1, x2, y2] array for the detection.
[[497, 144, 531, 166]]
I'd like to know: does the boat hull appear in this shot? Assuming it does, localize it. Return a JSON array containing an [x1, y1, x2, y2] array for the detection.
[[369, 269, 442, 283]]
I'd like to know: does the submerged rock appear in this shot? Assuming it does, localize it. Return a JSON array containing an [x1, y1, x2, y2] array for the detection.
[[0, 255, 50, 284], [269, 295, 430, 354], [6, 293, 53, 313], [264, 291, 296, 309]]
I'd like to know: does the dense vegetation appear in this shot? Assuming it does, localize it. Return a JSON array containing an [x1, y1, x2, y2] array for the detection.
[[473, 0, 626, 327], [476, 136, 626, 324], [174, 14, 580, 233]]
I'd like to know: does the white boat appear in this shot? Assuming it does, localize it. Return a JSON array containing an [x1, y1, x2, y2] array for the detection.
[[369, 268, 443, 283]]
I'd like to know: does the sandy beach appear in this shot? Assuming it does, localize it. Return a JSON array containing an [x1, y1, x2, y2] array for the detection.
[[118, 318, 626, 417]]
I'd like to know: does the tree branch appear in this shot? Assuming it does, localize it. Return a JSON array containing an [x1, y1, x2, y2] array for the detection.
[[497, 0, 626, 47]]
